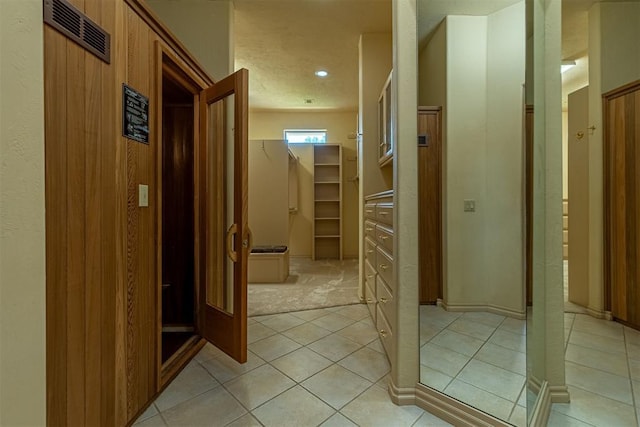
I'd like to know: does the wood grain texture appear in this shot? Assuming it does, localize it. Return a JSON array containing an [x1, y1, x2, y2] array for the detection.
[[417, 107, 442, 304], [604, 81, 640, 329]]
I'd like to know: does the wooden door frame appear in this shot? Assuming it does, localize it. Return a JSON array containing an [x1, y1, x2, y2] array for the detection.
[[603, 79, 640, 314], [154, 42, 210, 386]]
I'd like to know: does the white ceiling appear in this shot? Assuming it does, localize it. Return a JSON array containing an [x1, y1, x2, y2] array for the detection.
[[233, 0, 636, 112]]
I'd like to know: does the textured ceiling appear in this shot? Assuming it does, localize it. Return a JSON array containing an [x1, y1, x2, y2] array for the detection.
[[234, 0, 391, 112]]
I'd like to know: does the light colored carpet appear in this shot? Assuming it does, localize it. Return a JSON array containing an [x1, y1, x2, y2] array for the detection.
[[248, 257, 361, 316]]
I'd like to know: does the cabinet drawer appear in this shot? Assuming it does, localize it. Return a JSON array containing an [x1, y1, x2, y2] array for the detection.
[[376, 224, 393, 255], [365, 278, 376, 323], [365, 203, 377, 220], [364, 237, 377, 261], [376, 305, 394, 365], [364, 257, 377, 285], [376, 246, 394, 290], [376, 203, 393, 225], [364, 220, 377, 240], [376, 275, 395, 330]]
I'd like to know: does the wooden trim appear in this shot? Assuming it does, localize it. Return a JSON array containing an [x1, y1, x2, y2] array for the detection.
[[603, 79, 640, 100], [125, 0, 213, 86], [160, 337, 206, 386]]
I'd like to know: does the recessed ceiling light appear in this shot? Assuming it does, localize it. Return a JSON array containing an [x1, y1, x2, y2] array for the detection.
[[315, 70, 328, 77]]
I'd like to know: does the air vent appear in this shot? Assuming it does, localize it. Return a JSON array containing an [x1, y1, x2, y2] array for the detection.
[[44, 0, 110, 64]]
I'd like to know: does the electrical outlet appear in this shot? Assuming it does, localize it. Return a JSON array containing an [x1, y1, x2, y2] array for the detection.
[[463, 199, 476, 212], [139, 184, 149, 207]]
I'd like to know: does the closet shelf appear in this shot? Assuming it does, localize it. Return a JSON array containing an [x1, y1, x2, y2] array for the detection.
[[312, 144, 342, 260]]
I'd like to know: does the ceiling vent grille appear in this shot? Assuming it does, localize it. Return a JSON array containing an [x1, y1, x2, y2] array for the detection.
[[44, 0, 111, 64]]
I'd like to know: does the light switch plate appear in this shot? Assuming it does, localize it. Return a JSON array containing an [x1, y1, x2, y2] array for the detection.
[[139, 184, 149, 207], [463, 199, 476, 212]]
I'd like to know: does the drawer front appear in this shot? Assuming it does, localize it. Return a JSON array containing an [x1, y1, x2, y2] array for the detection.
[[376, 224, 393, 255], [376, 305, 394, 365], [364, 237, 377, 261], [376, 246, 394, 290], [376, 203, 393, 226], [364, 257, 377, 286], [365, 203, 377, 220], [376, 275, 395, 330], [365, 279, 376, 323], [364, 220, 377, 240]]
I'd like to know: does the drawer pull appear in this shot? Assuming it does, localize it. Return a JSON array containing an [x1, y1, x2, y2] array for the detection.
[[379, 264, 388, 271], [379, 329, 387, 338], [379, 212, 389, 216], [367, 298, 373, 303], [379, 297, 388, 304], [367, 274, 374, 279], [379, 235, 388, 241], [366, 209, 374, 213], [366, 249, 374, 254], [366, 227, 374, 232]]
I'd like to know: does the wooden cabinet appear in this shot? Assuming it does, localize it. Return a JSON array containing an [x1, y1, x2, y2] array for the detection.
[[418, 107, 442, 304], [378, 70, 393, 166], [313, 144, 343, 259], [364, 190, 395, 364]]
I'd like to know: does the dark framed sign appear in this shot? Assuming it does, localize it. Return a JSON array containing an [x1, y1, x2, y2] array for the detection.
[[122, 84, 149, 144]]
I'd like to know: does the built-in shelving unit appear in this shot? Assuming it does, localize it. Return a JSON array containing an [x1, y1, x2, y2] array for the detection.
[[312, 144, 342, 260]]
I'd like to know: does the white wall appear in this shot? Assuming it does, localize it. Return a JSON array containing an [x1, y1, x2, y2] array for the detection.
[[485, 2, 525, 314], [248, 111, 359, 258], [418, 21, 446, 108], [0, 0, 47, 424], [248, 140, 289, 247], [147, 0, 234, 80]]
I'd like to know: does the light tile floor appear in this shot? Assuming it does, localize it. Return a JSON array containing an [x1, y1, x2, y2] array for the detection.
[[418, 305, 527, 426], [135, 304, 453, 427]]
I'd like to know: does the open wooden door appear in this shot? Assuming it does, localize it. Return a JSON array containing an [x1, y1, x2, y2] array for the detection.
[[198, 69, 249, 363]]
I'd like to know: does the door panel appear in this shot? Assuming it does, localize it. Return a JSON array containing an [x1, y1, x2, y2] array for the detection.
[[199, 69, 249, 362], [605, 81, 640, 329]]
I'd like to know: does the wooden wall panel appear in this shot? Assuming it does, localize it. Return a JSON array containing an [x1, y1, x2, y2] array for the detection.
[[605, 81, 640, 330]]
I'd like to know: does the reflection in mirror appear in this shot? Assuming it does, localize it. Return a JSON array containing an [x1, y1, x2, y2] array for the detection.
[[206, 94, 236, 314], [417, 0, 527, 424]]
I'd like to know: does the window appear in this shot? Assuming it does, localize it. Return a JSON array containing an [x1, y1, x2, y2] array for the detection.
[[284, 129, 327, 144]]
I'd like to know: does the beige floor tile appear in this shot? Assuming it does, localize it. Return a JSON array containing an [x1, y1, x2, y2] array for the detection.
[[366, 338, 385, 354], [134, 414, 166, 426], [319, 412, 358, 426], [552, 385, 636, 426], [282, 322, 332, 345], [375, 374, 391, 390], [625, 326, 640, 346], [474, 342, 525, 375], [153, 361, 219, 411], [252, 385, 334, 427], [572, 315, 624, 340], [338, 347, 390, 382], [457, 359, 525, 402], [498, 317, 526, 336], [336, 320, 380, 346], [133, 403, 158, 424], [420, 306, 462, 327], [199, 350, 265, 384], [447, 318, 496, 341], [412, 410, 454, 426], [628, 343, 640, 361], [224, 364, 295, 410], [161, 387, 247, 427], [569, 330, 627, 355], [508, 405, 526, 427], [259, 312, 306, 332], [443, 379, 513, 421], [271, 347, 333, 382], [225, 413, 262, 427], [430, 329, 485, 357], [302, 364, 373, 409], [565, 343, 629, 377], [419, 365, 453, 392], [248, 333, 301, 362], [312, 313, 357, 332], [195, 342, 229, 363], [290, 308, 330, 321], [420, 342, 471, 378], [488, 329, 526, 353], [341, 386, 425, 427], [460, 311, 505, 327], [565, 361, 633, 404], [307, 334, 362, 362], [547, 410, 595, 427], [420, 323, 442, 345], [247, 322, 277, 344], [334, 304, 370, 321]]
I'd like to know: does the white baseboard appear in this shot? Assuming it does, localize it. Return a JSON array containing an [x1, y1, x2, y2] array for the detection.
[[439, 302, 526, 319], [529, 381, 570, 426], [388, 380, 416, 406]]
